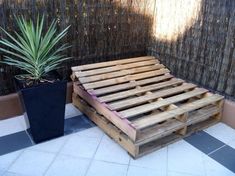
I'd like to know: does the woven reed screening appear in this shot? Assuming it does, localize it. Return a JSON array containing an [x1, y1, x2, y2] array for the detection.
[[1, 0, 235, 100], [149, 0, 235, 100], [0, 0, 154, 95]]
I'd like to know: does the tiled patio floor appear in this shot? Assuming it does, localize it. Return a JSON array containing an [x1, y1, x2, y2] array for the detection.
[[0, 104, 235, 176]]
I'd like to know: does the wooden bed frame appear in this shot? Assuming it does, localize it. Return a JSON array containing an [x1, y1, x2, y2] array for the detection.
[[71, 56, 224, 158]]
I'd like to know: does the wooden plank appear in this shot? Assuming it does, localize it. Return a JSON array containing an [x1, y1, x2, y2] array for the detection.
[[132, 95, 223, 130], [132, 111, 184, 130], [187, 105, 221, 125], [99, 78, 184, 103], [73, 86, 137, 141], [109, 83, 197, 110], [72, 56, 156, 71], [92, 74, 173, 96], [186, 116, 220, 135], [138, 115, 220, 158], [136, 119, 185, 144], [79, 64, 165, 84], [76, 60, 159, 78], [72, 96, 137, 156], [138, 133, 182, 158], [180, 95, 223, 112], [119, 88, 208, 119], [83, 68, 170, 90]]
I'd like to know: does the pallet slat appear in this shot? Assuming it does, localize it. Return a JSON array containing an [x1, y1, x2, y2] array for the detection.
[[75, 60, 159, 78], [98, 78, 184, 103], [109, 83, 197, 110], [91, 74, 173, 96], [72, 56, 156, 71], [187, 105, 221, 125], [119, 88, 209, 119], [83, 68, 170, 90], [79, 64, 165, 84], [132, 95, 223, 129], [136, 119, 185, 144]]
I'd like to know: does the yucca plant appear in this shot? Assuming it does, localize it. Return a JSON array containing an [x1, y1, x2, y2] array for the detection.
[[0, 15, 70, 86], [0, 16, 71, 143]]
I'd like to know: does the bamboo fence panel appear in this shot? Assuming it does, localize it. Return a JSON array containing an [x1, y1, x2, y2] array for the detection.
[[0, 0, 153, 95], [0, 0, 235, 100], [149, 0, 235, 100]]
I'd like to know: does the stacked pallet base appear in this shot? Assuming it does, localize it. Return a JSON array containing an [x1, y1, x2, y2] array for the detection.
[[71, 56, 224, 158]]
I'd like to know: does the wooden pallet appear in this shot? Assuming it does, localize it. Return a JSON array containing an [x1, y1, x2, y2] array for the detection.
[[73, 94, 221, 158], [71, 56, 224, 158]]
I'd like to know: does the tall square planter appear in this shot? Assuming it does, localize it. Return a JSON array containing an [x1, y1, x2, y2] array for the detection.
[[19, 81, 67, 143]]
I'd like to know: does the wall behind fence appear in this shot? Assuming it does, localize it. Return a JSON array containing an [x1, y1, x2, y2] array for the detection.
[[0, 0, 154, 96], [149, 0, 235, 100]]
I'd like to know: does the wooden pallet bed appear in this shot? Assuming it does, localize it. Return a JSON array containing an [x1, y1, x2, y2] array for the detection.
[[71, 56, 224, 158]]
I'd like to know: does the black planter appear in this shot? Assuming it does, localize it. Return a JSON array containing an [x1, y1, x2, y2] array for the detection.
[[18, 81, 67, 143]]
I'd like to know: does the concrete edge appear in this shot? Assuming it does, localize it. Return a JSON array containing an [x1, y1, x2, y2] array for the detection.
[[222, 100, 235, 129]]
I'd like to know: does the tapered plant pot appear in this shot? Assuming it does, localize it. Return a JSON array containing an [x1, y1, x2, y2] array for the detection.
[[18, 80, 67, 143]]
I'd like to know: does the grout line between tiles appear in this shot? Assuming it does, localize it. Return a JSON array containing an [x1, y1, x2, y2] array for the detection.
[[84, 134, 105, 176], [2, 171, 28, 176], [43, 134, 72, 176], [201, 150, 207, 176], [207, 144, 227, 156], [2, 149, 25, 175], [166, 145, 169, 176], [168, 170, 202, 176], [125, 155, 131, 176], [92, 158, 130, 166]]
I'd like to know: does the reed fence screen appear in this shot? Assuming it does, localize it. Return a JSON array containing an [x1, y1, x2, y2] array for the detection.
[[0, 0, 154, 95], [1, 0, 235, 100], [149, 0, 235, 100]]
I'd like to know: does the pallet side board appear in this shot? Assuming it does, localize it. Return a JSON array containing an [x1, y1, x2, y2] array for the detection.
[[72, 95, 138, 157], [73, 85, 137, 141]]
